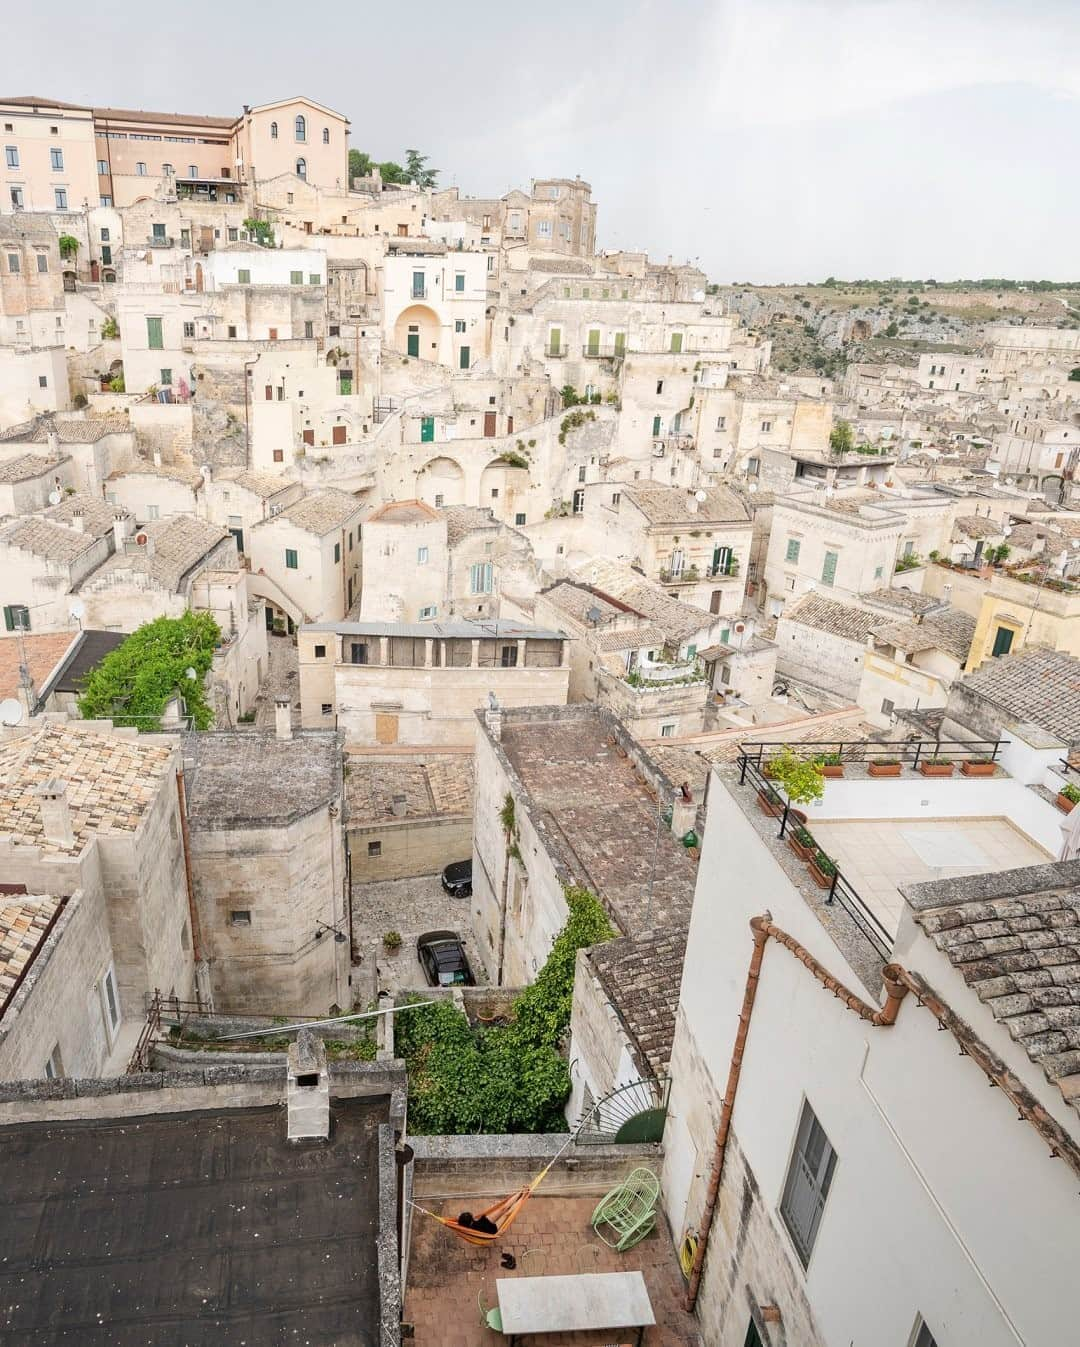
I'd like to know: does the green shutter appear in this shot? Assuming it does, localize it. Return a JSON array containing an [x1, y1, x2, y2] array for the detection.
[[992, 626, 1014, 657], [146, 316, 163, 350], [670, 332, 683, 353], [334, 542, 341, 563], [785, 538, 801, 563], [237, 268, 250, 284], [459, 346, 470, 369], [290, 271, 303, 285], [548, 328, 561, 355], [613, 331, 625, 355], [652, 415, 662, 437], [821, 550, 838, 586], [407, 332, 419, 357], [285, 548, 298, 569], [586, 328, 600, 356], [455, 273, 465, 291], [420, 416, 434, 442]]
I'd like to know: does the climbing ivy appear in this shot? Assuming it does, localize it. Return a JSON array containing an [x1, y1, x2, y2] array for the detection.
[[395, 887, 614, 1134], [78, 612, 221, 731]]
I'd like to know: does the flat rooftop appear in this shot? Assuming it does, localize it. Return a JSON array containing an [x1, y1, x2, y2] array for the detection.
[[0, 1097, 384, 1344], [305, 619, 566, 640], [182, 730, 340, 829]]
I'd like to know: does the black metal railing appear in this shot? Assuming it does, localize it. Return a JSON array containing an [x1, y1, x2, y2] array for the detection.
[[738, 738, 1002, 769], [581, 343, 626, 358], [705, 563, 739, 579], [737, 754, 896, 961], [545, 345, 565, 357]]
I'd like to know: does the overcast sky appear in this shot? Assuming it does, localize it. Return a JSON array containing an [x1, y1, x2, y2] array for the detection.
[[8, 0, 1079, 283]]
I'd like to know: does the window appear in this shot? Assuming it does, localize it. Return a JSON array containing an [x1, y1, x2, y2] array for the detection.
[[54, 187, 67, 210], [3, 605, 30, 632], [572, 488, 585, 515], [100, 195, 112, 207], [295, 157, 306, 179], [761, 419, 772, 432], [183, 321, 195, 338], [660, 723, 676, 738], [454, 272, 465, 292], [455, 319, 466, 333], [333, 542, 341, 563], [145, 505, 160, 521], [881, 697, 895, 717], [821, 550, 838, 587], [470, 561, 493, 594], [873, 564, 884, 579], [285, 548, 298, 569], [321, 703, 333, 716], [4, 145, 18, 168], [500, 644, 518, 668], [716, 415, 726, 430], [656, 379, 664, 395], [670, 332, 683, 353], [160, 368, 172, 385], [419, 605, 437, 620], [230, 910, 252, 926], [487, 254, 495, 273], [44, 1042, 64, 1080], [578, 465, 587, 483], [273, 448, 284, 462], [36, 253, 47, 272], [434, 493, 444, 507], [368, 840, 382, 857], [515, 512, 526, 526], [992, 625, 1014, 657], [459, 346, 470, 369], [909, 1317, 939, 1347], [100, 227, 110, 242], [136, 161, 147, 175], [227, 227, 238, 242], [785, 538, 801, 563], [188, 165, 198, 178], [97, 158, 108, 174], [101, 967, 120, 1037], [38, 375, 47, 388], [780, 1100, 837, 1267], [308, 272, 320, 285], [322, 126, 330, 144], [163, 162, 172, 174], [295, 114, 306, 141], [350, 642, 368, 665], [536, 219, 552, 238], [746, 457, 760, 476], [270, 121, 278, 138], [9, 186, 23, 209], [287, 270, 303, 286], [146, 316, 163, 349], [417, 546, 429, 564], [50, 147, 63, 171]]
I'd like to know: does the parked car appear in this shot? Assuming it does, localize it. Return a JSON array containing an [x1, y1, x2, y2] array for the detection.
[[441, 858, 472, 898], [417, 930, 475, 987]]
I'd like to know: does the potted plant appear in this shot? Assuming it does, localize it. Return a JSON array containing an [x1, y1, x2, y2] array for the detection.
[[1056, 783, 1080, 814], [768, 749, 826, 805], [382, 930, 402, 954], [815, 752, 844, 779], [919, 757, 955, 777], [788, 825, 816, 863], [961, 757, 997, 777], [757, 783, 783, 817], [868, 758, 902, 777], [809, 848, 838, 889]]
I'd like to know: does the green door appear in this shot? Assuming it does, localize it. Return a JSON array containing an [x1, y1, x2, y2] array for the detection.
[[459, 345, 470, 369], [420, 416, 434, 443], [613, 331, 625, 356], [992, 625, 1014, 657], [670, 332, 683, 353], [586, 328, 600, 356], [407, 331, 419, 358], [652, 415, 662, 437], [548, 327, 561, 356], [821, 550, 838, 586], [147, 316, 163, 350]]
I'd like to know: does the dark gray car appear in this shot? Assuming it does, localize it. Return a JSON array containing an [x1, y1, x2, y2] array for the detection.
[[417, 930, 475, 987]]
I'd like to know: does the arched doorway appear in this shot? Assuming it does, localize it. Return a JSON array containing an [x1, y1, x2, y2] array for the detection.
[[416, 456, 465, 508], [394, 303, 440, 360]]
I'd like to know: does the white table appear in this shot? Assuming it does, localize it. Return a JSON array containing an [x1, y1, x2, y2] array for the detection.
[[496, 1270, 656, 1344]]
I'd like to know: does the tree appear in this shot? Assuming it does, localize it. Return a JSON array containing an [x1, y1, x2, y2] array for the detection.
[[829, 418, 854, 456], [885, 321, 899, 337], [405, 149, 439, 189], [58, 234, 79, 259], [348, 149, 373, 181], [378, 160, 407, 185]]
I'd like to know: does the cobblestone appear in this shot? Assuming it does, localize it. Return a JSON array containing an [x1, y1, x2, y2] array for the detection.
[[352, 873, 487, 992]]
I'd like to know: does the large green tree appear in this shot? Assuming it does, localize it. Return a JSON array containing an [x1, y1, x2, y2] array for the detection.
[[348, 149, 373, 181], [405, 149, 439, 189], [829, 418, 855, 456]]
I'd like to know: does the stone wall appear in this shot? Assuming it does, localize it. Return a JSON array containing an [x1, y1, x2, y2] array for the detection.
[[774, 616, 866, 700], [348, 814, 472, 882]]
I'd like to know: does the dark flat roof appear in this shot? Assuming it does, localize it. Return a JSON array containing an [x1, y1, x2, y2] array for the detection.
[[0, 1098, 383, 1345], [35, 629, 126, 707]]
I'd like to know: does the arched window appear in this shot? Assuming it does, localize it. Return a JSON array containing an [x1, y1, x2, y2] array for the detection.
[[294, 114, 306, 142], [295, 158, 306, 180], [270, 121, 278, 139], [322, 127, 329, 144]]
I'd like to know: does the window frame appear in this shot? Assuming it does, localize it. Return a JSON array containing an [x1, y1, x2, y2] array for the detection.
[[779, 1098, 838, 1269]]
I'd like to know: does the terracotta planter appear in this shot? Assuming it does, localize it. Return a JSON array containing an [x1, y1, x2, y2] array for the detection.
[[819, 764, 844, 778], [919, 762, 955, 777], [757, 787, 782, 817], [1057, 792, 1077, 814], [961, 761, 996, 777], [809, 860, 835, 889], [868, 763, 902, 777], [788, 834, 815, 863]]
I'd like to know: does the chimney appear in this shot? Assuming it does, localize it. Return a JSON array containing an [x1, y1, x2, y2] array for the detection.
[[275, 696, 293, 740], [36, 778, 75, 849], [71, 508, 85, 533], [390, 793, 407, 818], [112, 512, 129, 550], [485, 691, 502, 742], [46, 428, 59, 458], [286, 1029, 330, 1142], [686, 495, 698, 513], [670, 785, 697, 841], [152, 449, 162, 468]]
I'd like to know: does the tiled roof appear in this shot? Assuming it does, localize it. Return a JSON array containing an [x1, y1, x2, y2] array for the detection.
[[0, 895, 62, 1015], [274, 489, 363, 535], [345, 756, 474, 822], [0, 722, 174, 855], [540, 581, 627, 625], [442, 505, 499, 547], [182, 731, 339, 829], [781, 592, 878, 642], [109, 462, 203, 486], [0, 632, 74, 703], [574, 560, 714, 644], [958, 647, 1080, 744], [0, 454, 63, 484], [0, 517, 99, 565], [906, 862, 1080, 1117], [44, 493, 132, 537], [954, 514, 1003, 539], [223, 469, 298, 499], [0, 95, 92, 111], [863, 587, 946, 616], [588, 930, 688, 1078], [593, 625, 667, 653], [93, 104, 235, 129], [82, 516, 230, 593], [0, 415, 131, 445], [621, 483, 750, 525], [367, 500, 439, 525], [871, 609, 976, 663]]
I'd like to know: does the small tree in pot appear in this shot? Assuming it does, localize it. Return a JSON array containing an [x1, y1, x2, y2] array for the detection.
[[769, 749, 826, 805]]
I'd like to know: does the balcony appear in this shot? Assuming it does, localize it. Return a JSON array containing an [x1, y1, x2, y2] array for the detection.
[[705, 562, 740, 580], [581, 343, 626, 359], [545, 345, 565, 358], [148, 234, 174, 248], [410, 287, 428, 301], [659, 566, 700, 585]]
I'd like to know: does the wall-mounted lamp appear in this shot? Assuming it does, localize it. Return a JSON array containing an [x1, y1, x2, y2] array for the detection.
[[315, 919, 347, 945]]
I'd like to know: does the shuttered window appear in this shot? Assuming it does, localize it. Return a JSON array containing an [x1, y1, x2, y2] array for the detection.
[[821, 550, 838, 586], [780, 1101, 837, 1266]]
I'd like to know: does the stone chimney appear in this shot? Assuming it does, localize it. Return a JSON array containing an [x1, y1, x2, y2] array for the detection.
[[275, 696, 293, 741], [112, 512, 129, 550], [286, 1028, 330, 1142], [670, 782, 697, 841], [686, 495, 699, 513], [36, 778, 74, 849], [46, 428, 59, 458], [152, 449, 162, 468], [390, 793, 407, 818], [485, 691, 502, 742], [71, 508, 85, 534]]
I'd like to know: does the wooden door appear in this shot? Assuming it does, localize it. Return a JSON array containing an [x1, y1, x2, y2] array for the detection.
[[375, 713, 399, 744], [332, 425, 347, 444], [483, 412, 497, 437], [710, 589, 722, 614], [506, 416, 513, 434], [303, 429, 314, 446]]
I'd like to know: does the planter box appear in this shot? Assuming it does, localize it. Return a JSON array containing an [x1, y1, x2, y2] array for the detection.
[[820, 765, 844, 778], [1057, 793, 1077, 814], [919, 763, 955, 778], [757, 787, 782, 817], [788, 834, 815, 863], [868, 763, 902, 777], [809, 860, 835, 889], [961, 761, 996, 777]]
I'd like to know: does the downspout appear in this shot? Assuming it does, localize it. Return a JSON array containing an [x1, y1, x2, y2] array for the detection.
[[496, 841, 510, 988], [684, 914, 908, 1312], [175, 767, 210, 1009]]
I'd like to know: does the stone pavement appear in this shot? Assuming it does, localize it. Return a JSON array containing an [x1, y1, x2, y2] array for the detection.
[[252, 632, 300, 729], [351, 873, 488, 992], [404, 1195, 702, 1346]]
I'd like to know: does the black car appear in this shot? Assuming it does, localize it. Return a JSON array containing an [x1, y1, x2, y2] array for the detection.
[[441, 858, 472, 898], [417, 930, 475, 987]]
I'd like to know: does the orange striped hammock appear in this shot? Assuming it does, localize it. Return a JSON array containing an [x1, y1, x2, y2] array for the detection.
[[408, 1159, 555, 1246]]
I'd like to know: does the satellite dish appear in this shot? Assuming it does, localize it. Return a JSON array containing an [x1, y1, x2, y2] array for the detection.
[[68, 598, 86, 621], [0, 699, 24, 727], [48, 489, 62, 505], [585, 606, 602, 625], [694, 489, 707, 502], [135, 532, 149, 546], [200, 464, 212, 478]]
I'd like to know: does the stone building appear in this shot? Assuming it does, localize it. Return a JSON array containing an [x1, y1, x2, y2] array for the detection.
[[246, 488, 365, 627], [360, 499, 447, 622], [0, 413, 135, 492], [346, 754, 474, 883], [0, 212, 66, 347]]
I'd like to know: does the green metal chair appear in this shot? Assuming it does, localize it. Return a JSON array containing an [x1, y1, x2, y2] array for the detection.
[[590, 1166, 660, 1251], [477, 1287, 503, 1334]]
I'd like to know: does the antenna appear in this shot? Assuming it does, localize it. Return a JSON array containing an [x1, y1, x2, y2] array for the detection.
[[48, 489, 62, 506], [68, 598, 86, 625], [0, 699, 23, 727]]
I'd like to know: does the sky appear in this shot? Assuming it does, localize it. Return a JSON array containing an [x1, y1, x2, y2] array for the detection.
[[6, 0, 1079, 283]]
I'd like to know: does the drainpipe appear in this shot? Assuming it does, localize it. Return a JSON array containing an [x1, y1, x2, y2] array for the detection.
[[175, 767, 210, 1009], [684, 914, 907, 1312]]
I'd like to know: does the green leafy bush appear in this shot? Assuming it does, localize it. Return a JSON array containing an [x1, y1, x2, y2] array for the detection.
[[78, 612, 220, 730], [1061, 783, 1080, 804], [769, 748, 825, 804], [394, 886, 613, 1134]]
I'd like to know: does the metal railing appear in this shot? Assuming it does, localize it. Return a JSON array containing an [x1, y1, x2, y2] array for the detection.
[[737, 754, 892, 959], [127, 989, 326, 1072], [738, 738, 1002, 768], [545, 345, 565, 357], [410, 286, 428, 300], [705, 563, 739, 579], [581, 343, 626, 358], [147, 234, 174, 248]]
